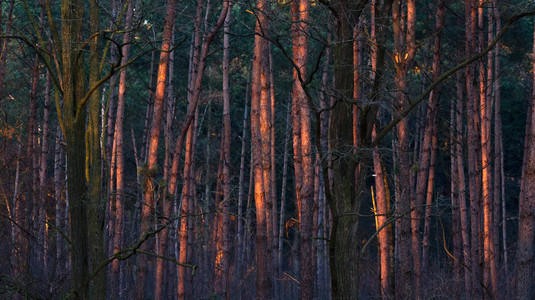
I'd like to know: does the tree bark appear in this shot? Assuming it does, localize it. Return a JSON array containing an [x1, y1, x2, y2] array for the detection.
[[290, 0, 314, 297], [516, 21, 535, 300], [214, 5, 232, 297], [250, 0, 272, 297], [111, 1, 134, 297], [392, 0, 417, 297], [136, 0, 178, 296]]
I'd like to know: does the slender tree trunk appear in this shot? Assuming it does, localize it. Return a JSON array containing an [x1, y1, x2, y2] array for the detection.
[[290, 0, 314, 297], [40, 70, 53, 280], [136, 0, 178, 296], [178, 123, 195, 300], [237, 83, 249, 291], [449, 91, 462, 295], [54, 125, 65, 280], [392, 0, 417, 297], [493, 2, 507, 286], [214, 5, 232, 297], [455, 63, 471, 296], [28, 49, 40, 277], [373, 125, 394, 299], [478, 1, 497, 297], [111, 1, 134, 297], [465, 0, 480, 295], [418, 0, 446, 276], [278, 107, 291, 297]]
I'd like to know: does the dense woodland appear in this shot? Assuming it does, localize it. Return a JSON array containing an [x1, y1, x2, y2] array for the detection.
[[2, 0, 535, 299]]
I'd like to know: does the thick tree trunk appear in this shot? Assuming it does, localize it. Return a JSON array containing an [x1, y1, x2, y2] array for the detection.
[[516, 22, 535, 300], [250, 0, 272, 298], [59, 1, 90, 297]]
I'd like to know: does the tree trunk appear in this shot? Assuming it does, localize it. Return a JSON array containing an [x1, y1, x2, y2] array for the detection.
[[392, 0, 417, 297], [136, 0, 178, 296], [214, 5, 232, 297], [178, 123, 195, 300], [250, 2, 272, 298], [493, 1, 507, 287], [465, 0, 480, 295], [290, 0, 314, 297], [418, 0, 446, 276], [111, 1, 134, 297], [455, 58, 472, 296], [516, 21, 535, 300], [237, 83, 249, 291]]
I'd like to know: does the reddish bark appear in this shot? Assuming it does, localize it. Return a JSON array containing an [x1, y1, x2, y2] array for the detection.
[[136, 0, 178, 296], [251, 0, 272, 297], [111, 2, 134, 297]]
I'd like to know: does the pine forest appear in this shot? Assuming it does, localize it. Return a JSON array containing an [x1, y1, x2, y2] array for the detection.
[[2, 0, 535, 299]]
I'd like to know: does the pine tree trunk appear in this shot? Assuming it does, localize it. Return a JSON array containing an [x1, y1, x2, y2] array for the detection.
[[392, 0, 417, 297], [290, 0, 314, 297], [214, 6, 232, 297], [465, 0, 480, 295], [136, 0, 178, 296], [516, 22, 535, 300], [455, 61, 472, 296], [493, 2, 507, 286], [111, 1, 134, 297]]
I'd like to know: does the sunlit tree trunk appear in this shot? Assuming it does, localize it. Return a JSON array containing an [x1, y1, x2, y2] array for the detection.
[[478, 1, 497, 297], [290, 0, 314, 297], [136, 0, 178, 296], [111, 1, 134, 297], [372, 126, 393, 299], [178, 123, 195, 300], [251, 0, 272, 296]]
